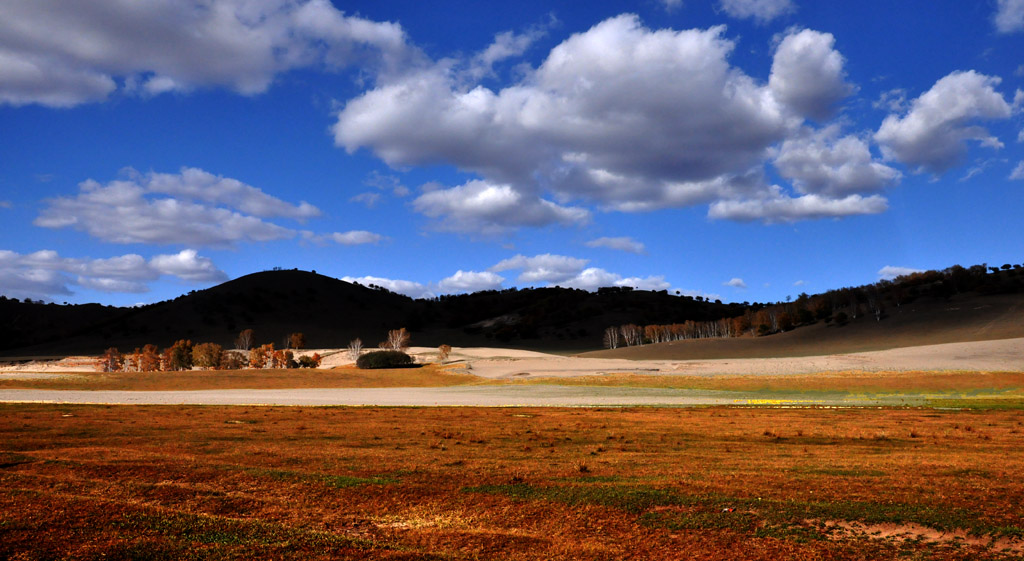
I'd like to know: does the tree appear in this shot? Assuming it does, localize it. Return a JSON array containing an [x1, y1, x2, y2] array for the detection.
[[438, 344, 452, 364], [347, 338, 363, 361], [102, 347, 123, 372], [288, 332, 306, 350], [603, 326, 620, 349], [249, 343, 273, 369], [618, 324, 642, 346], [385, 328, 410, 351], [192, 343, 223, 370], [298, 353, 322, 368], [235, 329, 254, 351], [139, 344, 161, 372], [126, 348, 142, 372], [357, 350, 413, 369], [221, 351, 245, 370], [164, 340, 193, 371]]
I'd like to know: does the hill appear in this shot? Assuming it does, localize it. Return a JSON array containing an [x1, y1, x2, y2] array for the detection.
[[2, 263, 1022, 359], [0, 270, 737, 358], [580, 291, 1024, 360]]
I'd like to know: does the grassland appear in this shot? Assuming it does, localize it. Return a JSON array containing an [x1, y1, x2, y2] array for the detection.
[[3, 366, 1023, 409], [0, 364, 478, 391], [2, 404, 1023, 560]]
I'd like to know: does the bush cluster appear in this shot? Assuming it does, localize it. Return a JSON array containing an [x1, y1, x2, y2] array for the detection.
[[356, 350, 414, 369]]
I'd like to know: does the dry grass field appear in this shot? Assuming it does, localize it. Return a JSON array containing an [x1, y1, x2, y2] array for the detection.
[[2, 404, 1023, 560], [3, 366, 1023, 409], [0, 364, 478, 391]]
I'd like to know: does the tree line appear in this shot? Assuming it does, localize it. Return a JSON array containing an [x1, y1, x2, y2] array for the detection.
[[101, 329, 321, 372], [604, 261, 1024, 348], [99, 327, 453, 372]]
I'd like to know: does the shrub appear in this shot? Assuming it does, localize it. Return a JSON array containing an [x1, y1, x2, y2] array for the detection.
[[356, 350, 414, 369]]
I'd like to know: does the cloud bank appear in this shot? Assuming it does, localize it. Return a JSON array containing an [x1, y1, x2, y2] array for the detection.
[[0, 0, 414, 107], [0, 248, 226, 301]]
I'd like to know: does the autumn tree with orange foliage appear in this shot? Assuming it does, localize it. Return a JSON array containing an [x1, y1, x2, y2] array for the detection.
[[101, 348, 123, 372], [249, 343, 273, 369], [192, 343, 223, 370], [139, 344, 161, 372], [287, 332, 306, 349]]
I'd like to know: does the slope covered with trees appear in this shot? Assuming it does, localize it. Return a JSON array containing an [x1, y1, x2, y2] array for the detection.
[[586, 263, 1024, 360], [1, 262, 1022, 359]]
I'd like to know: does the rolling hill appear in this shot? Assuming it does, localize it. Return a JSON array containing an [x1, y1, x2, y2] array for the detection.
[[0, 269, 738, 358], [2, 264, 1022, 360], [580, 291, 1024, 360]]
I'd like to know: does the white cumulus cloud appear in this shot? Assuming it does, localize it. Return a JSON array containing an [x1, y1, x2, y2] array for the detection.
[[995, 0, 1024, 33], [336, 14, 888, 228], [719, 0, 795, 22], [327, 230, 386, 245], [0, 248, 226, 301], [341, 275, 434, 299], [878, 265, 924, 280], [768, 29, 852, 121], [1010, 161, 1024, 180], [709, 186, 888, 222], [0, 0, 415, 107], [774, 126, 900, 197], [490, 253, 590, 284], [560, 268, 669, 292], [488, 253, 669, 292], [413, 180, 589, 234], [34, 168, 331, 246], [725, 277, 748, 289], [874, 71, 1014, 174], [585, 237, 646, 254], [438, 270, 505, 293]]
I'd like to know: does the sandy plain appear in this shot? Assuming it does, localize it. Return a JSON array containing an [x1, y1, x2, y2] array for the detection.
[[0, 338, 1020, 406]]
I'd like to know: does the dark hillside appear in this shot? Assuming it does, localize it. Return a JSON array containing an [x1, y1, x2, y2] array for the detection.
[[3, 263, 1021, 359], [0, 271, 737, 357], [583, 280, 1024, 360], [0, 271, 416, 357]]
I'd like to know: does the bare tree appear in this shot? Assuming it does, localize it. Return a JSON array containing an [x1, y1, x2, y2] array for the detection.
[[386, 328, 411, 351], [619, 324, 642, 346], [235, 329, 254, 350], [347, 338, 363, 361], [603, 327, 620, 349]]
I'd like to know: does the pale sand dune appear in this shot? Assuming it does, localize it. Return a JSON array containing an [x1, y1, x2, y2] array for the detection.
[[2, 338, 1020, 387], [1, 339, 1020, 406], [453, 338, 1024, 379]]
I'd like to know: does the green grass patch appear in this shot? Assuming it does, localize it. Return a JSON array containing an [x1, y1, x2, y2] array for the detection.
[[466, 483, 1024, 541], [244, 467, 397, 488], [790, 466, 886, 477], [114, 511, 372, 549]]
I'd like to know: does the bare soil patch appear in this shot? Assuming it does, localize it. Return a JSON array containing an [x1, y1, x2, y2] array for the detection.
[[2, 405, 1022, 560]]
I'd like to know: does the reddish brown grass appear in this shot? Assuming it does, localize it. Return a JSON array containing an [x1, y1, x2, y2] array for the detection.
[[2, 405, 1023, 559]]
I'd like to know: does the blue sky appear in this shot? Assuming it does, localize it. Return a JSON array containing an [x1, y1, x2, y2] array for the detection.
[[1, 0, 1023, 306]]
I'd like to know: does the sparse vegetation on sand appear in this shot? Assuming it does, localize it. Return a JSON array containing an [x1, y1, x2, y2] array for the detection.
[[2, 405, 1023, 560], [0, 364, 476, 391]]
